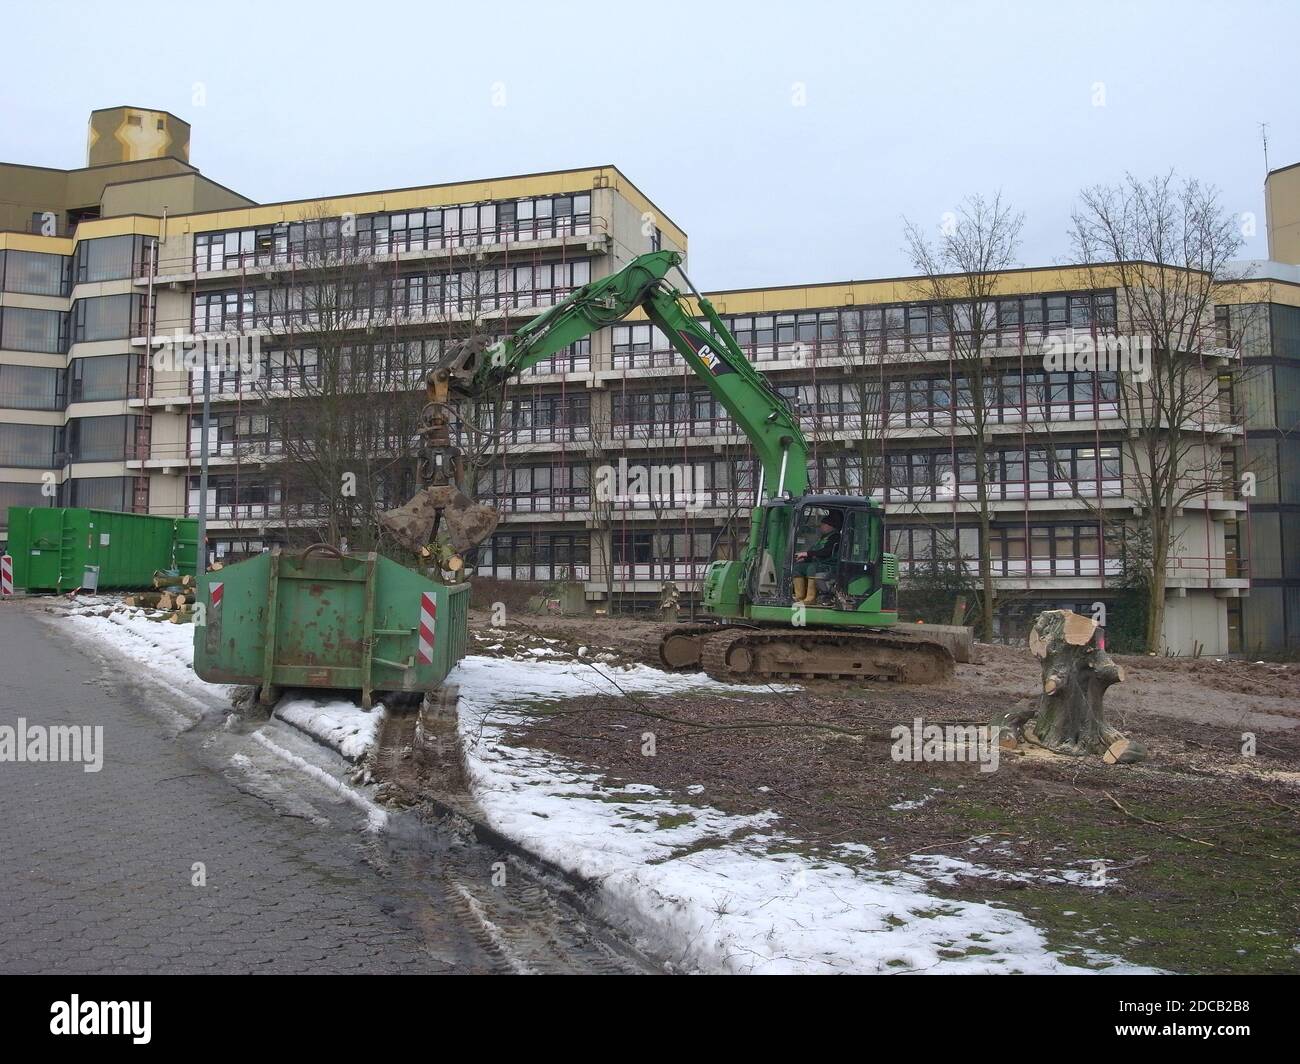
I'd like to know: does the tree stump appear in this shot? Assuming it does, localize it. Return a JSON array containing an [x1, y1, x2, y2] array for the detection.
[[659, 581, 681, 621], [994, 609, 1146, 762]]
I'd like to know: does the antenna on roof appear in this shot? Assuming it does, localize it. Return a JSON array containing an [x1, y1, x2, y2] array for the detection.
[[1260, 122, 1270, 175]]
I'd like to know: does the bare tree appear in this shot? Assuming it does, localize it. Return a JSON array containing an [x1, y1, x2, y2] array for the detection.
[[1068, 172, 1260, 651], [904, 192, 1025, 641], [834, 320, 892, 498], [249, 205, 425, 552], [585, 401, 620, 607]]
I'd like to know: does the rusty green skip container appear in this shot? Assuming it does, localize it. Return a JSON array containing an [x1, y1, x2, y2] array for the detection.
[[5, 506, 198, 592], [193, 545, 469, 708]]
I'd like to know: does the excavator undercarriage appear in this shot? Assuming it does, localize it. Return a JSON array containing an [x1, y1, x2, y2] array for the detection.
[[660, 624, 956, 683]]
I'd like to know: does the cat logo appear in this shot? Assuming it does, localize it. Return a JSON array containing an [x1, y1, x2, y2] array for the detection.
[[699, 344, 723, 372], [680, 333, 734, 376]]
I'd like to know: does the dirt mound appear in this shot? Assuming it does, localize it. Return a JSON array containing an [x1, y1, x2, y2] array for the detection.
[[469, 609, 670, 667]]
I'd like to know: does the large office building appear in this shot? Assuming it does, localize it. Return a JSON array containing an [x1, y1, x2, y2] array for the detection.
[[2, 108, 1297, 654]]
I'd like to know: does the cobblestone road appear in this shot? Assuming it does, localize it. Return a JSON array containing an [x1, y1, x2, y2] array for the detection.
[[0, 602, 515, 973]]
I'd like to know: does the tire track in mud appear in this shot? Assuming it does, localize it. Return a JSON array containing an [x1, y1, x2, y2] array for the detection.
[[370, 704, 662, 975]]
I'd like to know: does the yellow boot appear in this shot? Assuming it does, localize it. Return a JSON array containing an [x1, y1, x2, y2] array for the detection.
[[802, 576, 819, 605], [792, 576, 806, 604]]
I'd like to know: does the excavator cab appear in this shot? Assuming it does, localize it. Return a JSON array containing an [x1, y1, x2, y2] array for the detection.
[[709, 494, 889, 618], [787, 496, 885, 609]]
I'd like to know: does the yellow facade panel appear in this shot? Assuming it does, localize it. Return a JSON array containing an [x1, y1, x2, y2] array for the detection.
[[0, 232, 75, 254], [702, 265, 1128, 314], [73, 166, 689, 248]]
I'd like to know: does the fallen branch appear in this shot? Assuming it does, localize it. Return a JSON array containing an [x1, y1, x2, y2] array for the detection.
[[1102, 791, 1215, 850]]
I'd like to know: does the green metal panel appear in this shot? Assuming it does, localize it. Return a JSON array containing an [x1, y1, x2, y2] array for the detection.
[[749, 604, 899, 626], [702, 560, 743, 617], [173, 518, 198, 575], [4, 506, 197, 592], [193, 547, 469, 704], [6, 507, 64, 591]]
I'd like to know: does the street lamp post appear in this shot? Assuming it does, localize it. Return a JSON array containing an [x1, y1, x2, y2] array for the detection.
[[196, 340, 211, 572]]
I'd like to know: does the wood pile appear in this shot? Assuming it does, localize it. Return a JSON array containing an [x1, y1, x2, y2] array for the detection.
[[120, 569, 200, 623]]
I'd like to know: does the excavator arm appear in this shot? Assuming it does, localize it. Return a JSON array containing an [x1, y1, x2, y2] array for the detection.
[[381, 250, 807, 556]]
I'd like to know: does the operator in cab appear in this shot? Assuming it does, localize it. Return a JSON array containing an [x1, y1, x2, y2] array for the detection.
[[792, 511, 842, 606]]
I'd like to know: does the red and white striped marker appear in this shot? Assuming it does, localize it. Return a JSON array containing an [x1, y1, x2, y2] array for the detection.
[[417, 592, 436, 665], [210, 581, 223, 607], [1, 555, 13, 598]]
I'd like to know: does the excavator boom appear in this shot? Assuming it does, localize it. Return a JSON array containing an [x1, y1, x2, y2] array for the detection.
[[382, 251, 806, 553]]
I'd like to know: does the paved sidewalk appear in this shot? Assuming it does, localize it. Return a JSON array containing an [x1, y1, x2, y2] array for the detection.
[[0, 603, 490, 973]]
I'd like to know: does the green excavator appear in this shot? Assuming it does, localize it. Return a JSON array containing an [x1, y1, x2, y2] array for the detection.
[[382, 250, 959, 683]]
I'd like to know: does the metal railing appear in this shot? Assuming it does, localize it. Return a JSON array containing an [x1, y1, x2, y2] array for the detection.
[[190, 216, 602, 276]]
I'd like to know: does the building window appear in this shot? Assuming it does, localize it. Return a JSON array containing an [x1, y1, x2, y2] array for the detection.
[[72, 295, 139, 343], [187, 474, 284, 519], [190, 259, 592, 331], [612, 324, 672, 368], [0, 307, 68, 353], [0, 365, 65, 410], [0, 250, 71, 296], [69, 415, 135, 462], [74, 235, 146, 283], [480, 532, 590, 581], [69, 355, 137, 402], [524, 338, 591, 375], [498, 393, 590, 442], [610, 528, 715, 573], [69, 476, 131, 511], [984, 523, 1106, 576], [489, 464, 589, 512], [193, 194, 593, 272], [0, 423, 62, 468], [0, 482, 51, 525]]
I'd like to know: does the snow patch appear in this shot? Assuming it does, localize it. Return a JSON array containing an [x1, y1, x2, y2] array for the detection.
[[275, 697, 383, 763], [63, 607, 231, 712], [450, 654, 1153, 975], [250, 731, 387, 832], [60, 604, 388, 807], [909, 854, 1108, 889]]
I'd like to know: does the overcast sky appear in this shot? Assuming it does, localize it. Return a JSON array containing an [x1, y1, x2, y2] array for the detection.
[[3, 0, 1295, 290]]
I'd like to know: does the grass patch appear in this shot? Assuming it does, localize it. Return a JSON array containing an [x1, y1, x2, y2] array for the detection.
[[921, 796, 1299, 974]]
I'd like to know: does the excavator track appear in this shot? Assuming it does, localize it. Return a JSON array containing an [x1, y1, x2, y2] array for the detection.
[[658, 624, 720, 669], [694, 627, 955, 684]]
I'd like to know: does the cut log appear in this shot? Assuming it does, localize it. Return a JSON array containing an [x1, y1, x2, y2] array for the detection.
[[994, 609, 1146, 761], [158, 591, 174, 610], [128, 592, 164, 608]]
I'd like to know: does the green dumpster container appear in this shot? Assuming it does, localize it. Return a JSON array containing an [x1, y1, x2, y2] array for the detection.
[[193, 545, 469, 707], [6, 507, 198, 592]]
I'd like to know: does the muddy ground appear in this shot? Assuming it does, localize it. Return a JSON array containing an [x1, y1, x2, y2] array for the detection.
[[466, 608, 1300, 974]]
